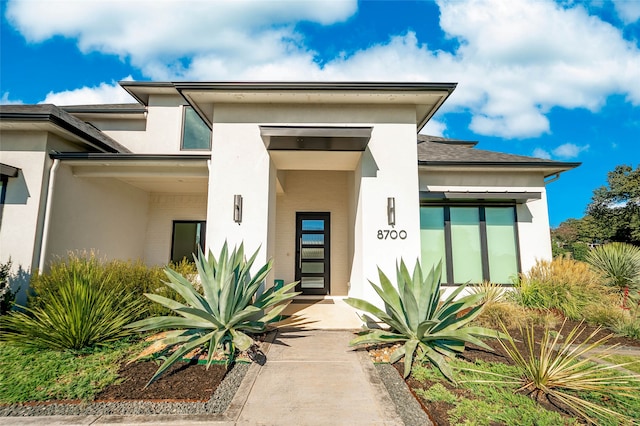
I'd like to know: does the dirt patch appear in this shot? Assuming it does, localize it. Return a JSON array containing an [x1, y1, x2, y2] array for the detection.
[[96, 360, 229, 402]]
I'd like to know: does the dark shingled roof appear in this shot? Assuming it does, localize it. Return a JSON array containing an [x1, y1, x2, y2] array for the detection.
[[417, 134, 580, 175], [0, 104, 130, 153]]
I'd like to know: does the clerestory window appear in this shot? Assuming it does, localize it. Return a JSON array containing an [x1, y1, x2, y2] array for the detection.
[[181, 106, 211, 150]]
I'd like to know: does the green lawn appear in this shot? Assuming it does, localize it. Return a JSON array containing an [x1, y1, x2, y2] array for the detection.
[[0, 338, 146, 403]]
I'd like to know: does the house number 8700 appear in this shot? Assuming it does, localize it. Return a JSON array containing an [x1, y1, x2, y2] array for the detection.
[[377, 230, 407, 240]]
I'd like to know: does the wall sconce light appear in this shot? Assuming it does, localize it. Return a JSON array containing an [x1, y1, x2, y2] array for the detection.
[[234, 194, 243, 223], [387, 197, 395, 226]]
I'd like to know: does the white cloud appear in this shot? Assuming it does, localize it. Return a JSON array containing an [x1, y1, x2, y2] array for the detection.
[[533, 148, 552, 159], [420, 119, 447, 137], [1, 92, 23, 105], [41, 77, 136, 105], [7, 0, 640, 139], [613, 0, 640, 24], [552, 143, 589, 158]]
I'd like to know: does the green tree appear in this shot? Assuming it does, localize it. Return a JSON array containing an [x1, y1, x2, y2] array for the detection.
[[587, 165, 640, 246]]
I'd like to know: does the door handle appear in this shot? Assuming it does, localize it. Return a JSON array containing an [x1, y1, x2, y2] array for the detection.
[[298, 237, 302, 269]]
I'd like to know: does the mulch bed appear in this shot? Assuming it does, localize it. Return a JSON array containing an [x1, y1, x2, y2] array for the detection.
[[95, 360, 228, 402], [372, 319, 640, 426]]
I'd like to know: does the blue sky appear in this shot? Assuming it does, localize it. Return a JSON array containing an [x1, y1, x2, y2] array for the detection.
[[1, 0, 639, 227]]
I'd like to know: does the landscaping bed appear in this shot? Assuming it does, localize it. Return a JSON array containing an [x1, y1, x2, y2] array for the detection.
[[371, 320, 640, 426]]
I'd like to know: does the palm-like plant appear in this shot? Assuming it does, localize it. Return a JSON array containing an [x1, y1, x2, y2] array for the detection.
[[127, 243, 299, 386], [470, 320, 640, 425], [586, 242, 640, 292], [345, 260, 500, 381]]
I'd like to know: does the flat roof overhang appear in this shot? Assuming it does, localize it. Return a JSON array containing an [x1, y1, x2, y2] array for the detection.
[[420, 190, 542, 204], [0, 163, 20, 178], [50, 153, 210, 193], [260, 126, 372, 151], [166, 82, 456, 131]]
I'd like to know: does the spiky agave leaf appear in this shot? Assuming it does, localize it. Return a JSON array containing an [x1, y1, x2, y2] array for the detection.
[[127, 242, 300, 386], [345, 259, 500, 380]]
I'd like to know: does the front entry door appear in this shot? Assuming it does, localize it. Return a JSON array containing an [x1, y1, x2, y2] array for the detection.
[[295, 212, 330, 295]]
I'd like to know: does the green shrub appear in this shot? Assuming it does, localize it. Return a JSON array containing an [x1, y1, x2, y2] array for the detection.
[[345, 260, 500, 381], [513, 256, 609, 320], [0, 259, 16, 315], [0, 255, 146, 350], [30, 252, 198, 318], [586, 242, 640, 292], [128, 243, 299, 386]]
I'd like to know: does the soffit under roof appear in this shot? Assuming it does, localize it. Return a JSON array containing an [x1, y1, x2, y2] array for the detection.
[[52, 153, 209, 193]]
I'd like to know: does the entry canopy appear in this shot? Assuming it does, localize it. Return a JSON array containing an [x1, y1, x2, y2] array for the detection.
[[260, 126, 372, 151]]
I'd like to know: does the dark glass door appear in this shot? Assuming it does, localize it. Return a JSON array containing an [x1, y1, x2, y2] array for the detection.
[[295, 212, 330, 295]]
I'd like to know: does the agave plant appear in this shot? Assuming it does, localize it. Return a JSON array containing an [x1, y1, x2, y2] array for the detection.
[[466, 320, 640, 425], [345, 260, 500, 381], [127, 242, 299, 386], [586, 242, 640, 292]]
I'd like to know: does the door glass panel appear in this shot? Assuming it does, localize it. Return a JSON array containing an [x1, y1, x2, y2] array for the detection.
[[301, 262, 324, 273], [450, 207, 483, 283], [302, 233, 324, 245], [302, 220, 324, 231], [301, 277, 325, 288], [301, 247, 324, 259]]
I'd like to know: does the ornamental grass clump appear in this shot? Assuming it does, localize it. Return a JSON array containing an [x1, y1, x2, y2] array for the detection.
[[0, 254, 146, 350], [466, 320, 640, 425], [127, 242, 299, 387], [513, 256, 609, 320], [345, 260, 500, 381], [586, 242, 640, 294]]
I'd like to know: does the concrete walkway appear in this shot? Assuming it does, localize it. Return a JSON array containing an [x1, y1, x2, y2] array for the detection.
[[236, 329, 402, 425]]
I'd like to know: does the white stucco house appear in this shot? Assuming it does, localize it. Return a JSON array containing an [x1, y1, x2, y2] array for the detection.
[[0, 82, 578, 304]]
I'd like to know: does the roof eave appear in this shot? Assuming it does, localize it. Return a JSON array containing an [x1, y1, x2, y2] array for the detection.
[[418, 161, 581, 178]]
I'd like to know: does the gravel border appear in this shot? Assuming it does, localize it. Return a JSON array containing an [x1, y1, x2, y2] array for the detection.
[[375, 363, 433, 426], [0, 363, 250, 417]]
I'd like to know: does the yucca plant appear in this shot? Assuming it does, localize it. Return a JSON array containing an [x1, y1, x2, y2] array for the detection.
[[0, 264, 145, 350], [466, 320, 640, 425], [345, 260, 500, 381], [127, 242, 299, 386], [586, 242, 640, 293]]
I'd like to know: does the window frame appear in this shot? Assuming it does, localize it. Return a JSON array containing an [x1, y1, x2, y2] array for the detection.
[[180, 106, 212, 151], [420, 201, 521, 286], [170, 220, 207, 263]]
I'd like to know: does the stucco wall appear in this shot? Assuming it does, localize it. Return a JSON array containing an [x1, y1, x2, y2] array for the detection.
[[0, 132, 48, 280], [101, 95, 193, 154], [45, 164, 150, 263], [274, 170, 350, 295], [143, 193, 208, 265], [418, 169, 552, 275], [351, 124, 422, 302]]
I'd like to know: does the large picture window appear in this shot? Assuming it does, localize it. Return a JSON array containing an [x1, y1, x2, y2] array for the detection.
[[420, 205, 520, 285], [171, 221, 206, 263], [181, 106, 211, 150]]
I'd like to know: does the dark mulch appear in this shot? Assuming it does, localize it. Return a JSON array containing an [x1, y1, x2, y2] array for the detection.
[[397, 320, 640, 426], [95, 360, 228, 402]]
